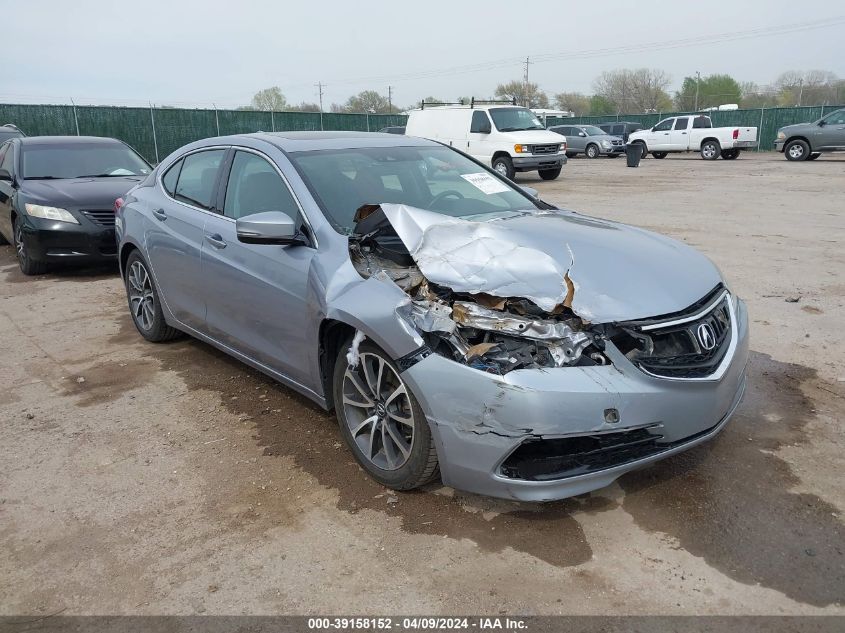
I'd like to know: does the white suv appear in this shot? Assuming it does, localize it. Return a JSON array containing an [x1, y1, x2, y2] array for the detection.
[[406, 104, 567, 180]]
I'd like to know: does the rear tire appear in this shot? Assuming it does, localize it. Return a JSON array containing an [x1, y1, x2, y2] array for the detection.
[[721, 149, 740, 160], [13, 218, 48, 276], [492, 156, 515, 180], [333, 339, 439, 491], [539, 167, 562, 180], [651, 152, 668, 159], [701, 140, 721, 160], [807, 152, 821, 161], [784, 139, 809, 161], [631, 142, 647, 159], [585, 144, 599, 159], [124, 251, 181, 343]]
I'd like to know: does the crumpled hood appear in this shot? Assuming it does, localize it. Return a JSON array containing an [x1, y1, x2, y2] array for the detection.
[[21, 177, 143, 209], [379, 204, 722, 323]]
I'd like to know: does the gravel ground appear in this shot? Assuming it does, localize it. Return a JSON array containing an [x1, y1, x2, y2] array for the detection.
[[1, 151, 843, 616]]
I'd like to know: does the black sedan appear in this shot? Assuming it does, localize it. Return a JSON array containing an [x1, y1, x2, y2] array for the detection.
[[0, 136, 151, 275]]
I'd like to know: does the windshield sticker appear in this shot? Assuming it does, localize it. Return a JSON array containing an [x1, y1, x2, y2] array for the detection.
[[460, 172, 511, 195]]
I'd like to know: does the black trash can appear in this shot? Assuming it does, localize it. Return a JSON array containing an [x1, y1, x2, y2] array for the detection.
[[626, 144, 642, 167]]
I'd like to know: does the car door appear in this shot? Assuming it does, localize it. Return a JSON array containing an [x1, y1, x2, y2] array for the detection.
[[571, 127, 589, 153], [201, 148, 316, 386], [649, 118, 674, 150], [817, 109, 845, 149], [668, 117, 691, 150], [467, 110, 493, 163], [0, 142, 15, 241], [145, 148, 226, 331]]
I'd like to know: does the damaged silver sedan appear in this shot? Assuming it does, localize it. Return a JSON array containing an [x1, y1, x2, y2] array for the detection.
[[117, 131, 749, 501]]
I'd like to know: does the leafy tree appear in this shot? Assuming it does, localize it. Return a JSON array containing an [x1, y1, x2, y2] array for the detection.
[[553, 92, 590, 116], [593, 68, 672, 113], [251, 86, 288, 112], [674, 74, 742, 111], [588, 95, 616, 116], [494, 80, 550, 108], [342, 90, 394, 113], [288, 102, 321, 112]]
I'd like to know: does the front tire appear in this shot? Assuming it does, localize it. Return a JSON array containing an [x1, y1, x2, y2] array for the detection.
[[334, 340, 439, 491], [651, 152, 668, 159], [784, 139, 809, 161], [701, 140, 721, 160], [124, 251, 181, 343], [492, 156, 515, 180], [539, 167, 562, 180], [13, 218, 48, 276], [585, 144, 599, 159]]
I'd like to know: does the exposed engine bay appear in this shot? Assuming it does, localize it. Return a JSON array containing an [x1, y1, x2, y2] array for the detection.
[[350, 204, 612, 374]]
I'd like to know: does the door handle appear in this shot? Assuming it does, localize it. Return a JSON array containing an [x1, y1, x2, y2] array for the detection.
[[205, 233, 227, 249], [152, 208, 167, 221], [681, 132, 687, 134]]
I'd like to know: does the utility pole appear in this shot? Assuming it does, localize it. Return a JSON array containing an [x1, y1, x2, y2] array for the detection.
[[694, 71, 701, 111], [523, 57, 531, 107], [797, 78, 804, 107], [388, 85, 393, 113], [316, 82, 325, 130]]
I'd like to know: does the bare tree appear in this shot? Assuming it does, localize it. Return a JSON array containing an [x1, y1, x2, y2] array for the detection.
[[494, 80, 549, 109], [288, 102, 321, 112], [774, 70, 840, 106], [593, 68, 672, 113], [251, 87, 288, 112]]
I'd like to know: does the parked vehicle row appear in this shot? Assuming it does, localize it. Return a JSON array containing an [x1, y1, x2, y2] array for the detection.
[[0, 126, 750, 503], [548, 124, 625, 158]]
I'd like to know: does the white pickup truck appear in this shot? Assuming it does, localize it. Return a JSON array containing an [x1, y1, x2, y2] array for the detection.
[[627, 114, 757, 160]]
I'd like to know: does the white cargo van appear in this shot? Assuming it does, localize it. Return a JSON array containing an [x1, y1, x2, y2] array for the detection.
[[405, 103, 568, 180]]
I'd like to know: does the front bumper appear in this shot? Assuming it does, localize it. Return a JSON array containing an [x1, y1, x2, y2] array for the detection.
[[402, 297, 749, 501], [602, 144, 626, 155], [512, 154, 567, 171], [20, 215, 117, 263], [774, 140, 785, 152]]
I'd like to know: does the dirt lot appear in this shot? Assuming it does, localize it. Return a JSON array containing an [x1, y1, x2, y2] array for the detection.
[[1, 152, 843, 616]]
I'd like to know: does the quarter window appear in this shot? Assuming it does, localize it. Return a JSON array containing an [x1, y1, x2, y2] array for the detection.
[[161, 159, 182, 196], [653, 119, 674, 132], [470, 111, 491, 133], [673, 117, 689, 130], [173, 150, 225, 210], [223, 151, 299, 220]]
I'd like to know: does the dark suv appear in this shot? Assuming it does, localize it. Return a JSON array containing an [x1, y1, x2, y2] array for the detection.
[[597, 121, 644, 143]]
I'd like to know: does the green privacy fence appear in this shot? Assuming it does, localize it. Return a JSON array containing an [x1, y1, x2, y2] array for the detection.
[[0, 103, 407, 164], [546, 105, 844, 151], [3, 102, 841, 163]]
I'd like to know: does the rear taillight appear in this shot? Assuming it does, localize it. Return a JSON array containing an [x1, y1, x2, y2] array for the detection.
[[114, 197, 124, 214], [732, 129, 739, 140]]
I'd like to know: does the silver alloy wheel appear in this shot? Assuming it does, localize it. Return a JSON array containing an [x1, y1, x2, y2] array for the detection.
[[127, 260, 156, 331], [702, 143, 718, 159], [788, 144, 804, 159], [342, 352, 415, 471], [14, 222, 24, 261], [493, 162, 508, 177], [586, 145, 598, 158]]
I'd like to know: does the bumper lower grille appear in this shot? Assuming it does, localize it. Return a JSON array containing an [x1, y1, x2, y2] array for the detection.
[[613, 286, 733, 379], [82, 209, 116, 227]]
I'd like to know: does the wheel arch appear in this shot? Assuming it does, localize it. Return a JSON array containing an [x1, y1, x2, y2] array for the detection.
[[491, 151, 512, 163], [319, 318, 357, 411], [119, 240, 142, 278], [785, 135, 811, 149]]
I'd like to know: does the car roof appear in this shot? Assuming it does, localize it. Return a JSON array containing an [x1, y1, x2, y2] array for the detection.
[[239, 131, 438, 152], [18, 135, 125, 146]]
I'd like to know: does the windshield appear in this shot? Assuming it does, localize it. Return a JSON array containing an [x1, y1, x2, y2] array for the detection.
[[289, 145, 539, 234], [22, 142, 151, 179], [488, 107, 545, 132], [582, 126, 606, 136]]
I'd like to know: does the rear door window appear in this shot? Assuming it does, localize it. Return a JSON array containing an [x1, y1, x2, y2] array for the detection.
[[173, 150, 225, 210]]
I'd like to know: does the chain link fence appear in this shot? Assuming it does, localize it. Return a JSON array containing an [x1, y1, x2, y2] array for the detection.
[[0, 103, 407, 164]]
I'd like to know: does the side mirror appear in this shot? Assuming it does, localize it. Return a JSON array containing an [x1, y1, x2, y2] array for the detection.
[[818, 120, 827, 126], [236, 210, 303, 246], [520, 186, 539, 199], [578, 131, 587, 137], [0, 168, 11, 182]]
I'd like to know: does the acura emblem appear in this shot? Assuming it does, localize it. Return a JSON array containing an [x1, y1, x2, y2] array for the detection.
[[696, 323, 717, 351]]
